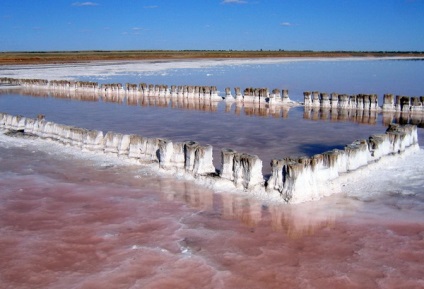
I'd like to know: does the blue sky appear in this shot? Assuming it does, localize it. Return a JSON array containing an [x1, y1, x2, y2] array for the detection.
[[1, 0, 423, 52]]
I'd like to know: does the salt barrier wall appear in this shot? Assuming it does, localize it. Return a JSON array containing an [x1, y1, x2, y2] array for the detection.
[[2, 77, 424, 113], [303, 91, 424, 113], [0, 112, 418, 203], [0, 77, 299, 107], [4, 85, 424, 127], [267, 124, 418, 203]]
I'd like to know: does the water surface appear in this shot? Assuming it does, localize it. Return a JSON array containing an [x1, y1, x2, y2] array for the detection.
[[0, 58, 423, 288]]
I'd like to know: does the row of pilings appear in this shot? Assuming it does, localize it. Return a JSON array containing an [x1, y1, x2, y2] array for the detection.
[[6, 86, 424, 128], [303, 91, 424, 113], [0, 77, 297, 105], [3, 77, 424, 127], [2, 77, 424, 112], [0, 112, 418, 203], [5, 85, 424, 127]]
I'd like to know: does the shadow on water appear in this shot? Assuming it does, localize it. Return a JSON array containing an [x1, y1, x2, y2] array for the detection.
[[297, 143, 345, 156]]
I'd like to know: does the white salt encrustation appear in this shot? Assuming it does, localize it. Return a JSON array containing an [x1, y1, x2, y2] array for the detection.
[[0, 112, 419, 204]]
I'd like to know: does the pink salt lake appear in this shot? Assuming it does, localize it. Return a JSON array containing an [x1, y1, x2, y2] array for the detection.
[[0, 58, 424, 288]]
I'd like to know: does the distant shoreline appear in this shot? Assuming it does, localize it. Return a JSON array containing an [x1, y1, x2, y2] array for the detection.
[[1, 50, 423, 65]]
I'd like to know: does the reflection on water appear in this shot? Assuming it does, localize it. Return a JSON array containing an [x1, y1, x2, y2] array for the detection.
[[1, 134, 423, 289]]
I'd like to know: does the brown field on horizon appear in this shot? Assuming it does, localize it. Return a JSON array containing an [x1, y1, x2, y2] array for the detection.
[[0, 50, 423, 65]]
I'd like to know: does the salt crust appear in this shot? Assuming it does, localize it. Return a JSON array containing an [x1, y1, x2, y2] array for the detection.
[[1, 57, 422, 81], [0, 125, 420, 205]]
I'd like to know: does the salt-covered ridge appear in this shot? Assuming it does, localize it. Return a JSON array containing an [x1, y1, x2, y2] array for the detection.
[[304, 91, 424, 113], [4, 83, 424, 127], [0, 77, 299, 107], [0, 112, 418, 203], [2, 77, 424, 114]]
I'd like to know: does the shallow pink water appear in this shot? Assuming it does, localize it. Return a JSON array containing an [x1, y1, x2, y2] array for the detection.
[[0, 138, 423, 289]]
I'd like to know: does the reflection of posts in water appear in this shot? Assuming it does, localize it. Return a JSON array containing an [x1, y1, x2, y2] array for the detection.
[[221, 194, 262, 227], [239, 102, 291, 118], [383, 110, 424, 127], [312, 107, 319, 121], [367, 110, 377, 125], [240, 102, 291, 118], [158, 179, 214, 211], [337, 108, 349, 122], [303, 106, 377, 125], [225, 101, 233, 113], [235, 101, 242, 116], [330, 107, 339, 121], [382, 111, 395, 126], [354, 109, 363, 123], [217, 193, 347, 237], [303, 106, 311, 119], [157, 95, 169, 108], [268, 204, 337, 238], [281, 106, 290, 119], [126, 94, 138, 106], [320, 107, 329, 120]]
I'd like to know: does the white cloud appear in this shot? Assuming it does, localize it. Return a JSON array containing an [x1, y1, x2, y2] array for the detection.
[[132, 27, 144, 31], [144, 5, 159, 9], [221, 0, 247, 4], [281, 22, 294, 26], [72, 2, 99, 7]]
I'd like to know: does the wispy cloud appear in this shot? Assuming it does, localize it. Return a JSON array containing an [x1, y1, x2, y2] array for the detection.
[[72, 2, 99, 7], [144, 5, 158, 9], [121, 27, 146, 35], [281, 22, 295, 27], [221, 0, 247, 4]]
